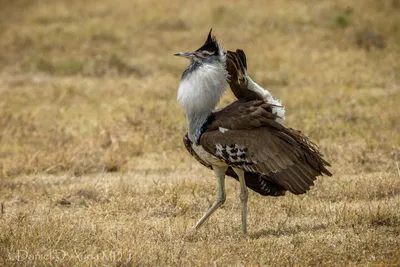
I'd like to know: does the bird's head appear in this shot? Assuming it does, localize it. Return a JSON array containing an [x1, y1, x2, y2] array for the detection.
[[174, 29, 224, 63]]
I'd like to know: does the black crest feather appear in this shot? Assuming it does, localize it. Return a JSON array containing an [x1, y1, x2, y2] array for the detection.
[[196, 28, 219, 55]]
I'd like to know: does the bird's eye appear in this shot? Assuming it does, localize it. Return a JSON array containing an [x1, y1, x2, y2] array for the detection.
[[201, 51, 211, 57]]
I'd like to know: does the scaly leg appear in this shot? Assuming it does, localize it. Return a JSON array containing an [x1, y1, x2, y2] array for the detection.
[[194, 165, 227, 230], [234, 168, 248, 233]]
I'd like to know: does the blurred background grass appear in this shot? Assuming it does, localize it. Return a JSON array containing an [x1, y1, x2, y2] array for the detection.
[[0, 0, 399, 178]]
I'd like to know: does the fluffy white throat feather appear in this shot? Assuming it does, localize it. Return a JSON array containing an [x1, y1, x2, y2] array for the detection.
[[178, 61, 228, 116], [177, 59, 228, 142]]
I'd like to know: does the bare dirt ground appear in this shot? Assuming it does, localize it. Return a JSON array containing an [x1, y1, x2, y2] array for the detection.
[[0, 0, 399, 266]]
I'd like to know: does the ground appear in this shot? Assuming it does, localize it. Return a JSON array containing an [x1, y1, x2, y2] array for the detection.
[[0, 0, 399, 266]]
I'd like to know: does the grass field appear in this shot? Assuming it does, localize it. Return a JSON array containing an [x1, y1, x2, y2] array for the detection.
[[0, 0, 399, 266]]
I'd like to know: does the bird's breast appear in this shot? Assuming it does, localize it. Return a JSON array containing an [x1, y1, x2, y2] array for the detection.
[[192, 144, 226, 167]]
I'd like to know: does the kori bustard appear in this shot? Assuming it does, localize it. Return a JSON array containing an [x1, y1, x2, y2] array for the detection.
[[175, 29, 331, 233]]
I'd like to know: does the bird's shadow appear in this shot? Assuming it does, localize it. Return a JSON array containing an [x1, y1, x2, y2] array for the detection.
[[249, 223, 330, 239]]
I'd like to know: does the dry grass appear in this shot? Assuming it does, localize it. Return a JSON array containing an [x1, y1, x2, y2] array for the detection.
[[0, 0, 399, 266]]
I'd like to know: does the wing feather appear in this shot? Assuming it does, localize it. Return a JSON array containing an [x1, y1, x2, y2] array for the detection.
[[200, 126, 331, 194]]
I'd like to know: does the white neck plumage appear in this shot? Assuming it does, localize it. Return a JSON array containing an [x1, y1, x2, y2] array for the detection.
[[177, 55, 228, 142]]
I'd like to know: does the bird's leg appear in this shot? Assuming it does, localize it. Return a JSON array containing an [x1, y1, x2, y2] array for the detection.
[[234, 168, 248, 234], [194, 165, 227, 230]]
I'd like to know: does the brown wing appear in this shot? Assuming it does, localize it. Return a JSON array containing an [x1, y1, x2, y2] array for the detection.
[[199, 101, 332, 195], [208, 100, 280, 131], [183, 133, 286, 196]]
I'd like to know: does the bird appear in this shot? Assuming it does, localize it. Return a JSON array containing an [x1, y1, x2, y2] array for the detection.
[[174, 29, 332, 234]]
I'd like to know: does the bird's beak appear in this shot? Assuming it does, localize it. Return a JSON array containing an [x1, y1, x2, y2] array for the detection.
[[174, 52, 197, 58]]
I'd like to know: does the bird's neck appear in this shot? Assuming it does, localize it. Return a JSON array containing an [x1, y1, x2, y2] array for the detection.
[[177, 59, 228, 142]]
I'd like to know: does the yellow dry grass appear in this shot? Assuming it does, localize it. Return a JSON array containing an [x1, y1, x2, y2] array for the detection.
[[0, 0, 399, 266]]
